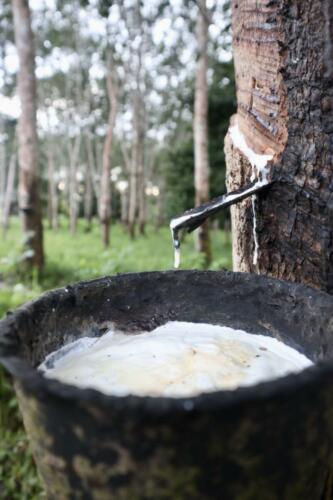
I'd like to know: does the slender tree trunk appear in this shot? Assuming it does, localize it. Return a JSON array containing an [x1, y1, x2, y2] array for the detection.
[[225, 0, 333, 293], [128, 94, 140, 240], [90, 138, 101, 200], [2, 154, 16, 234], [129, 83, 145, 240], [137, 105, 146, 236], [194, 0, 211, 265], [137, 78, 146, 236], [99, 53, 118, 248], [84, 135, 94, 232], [68, 135, 81, 235], [47, 148, 58, 230], [120, 190, 128, 226], [0, 120, 6, 219], [155, 184, 163, 232], [128, 158, 138, 239], [12, 0, 44, 270], [120, 143, 131, 227]]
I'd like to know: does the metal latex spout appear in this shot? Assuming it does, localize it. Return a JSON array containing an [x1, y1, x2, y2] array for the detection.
[[170, 177, 273, 269]]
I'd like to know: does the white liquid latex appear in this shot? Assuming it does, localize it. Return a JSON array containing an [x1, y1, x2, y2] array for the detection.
[[39, 321, 312, 398]]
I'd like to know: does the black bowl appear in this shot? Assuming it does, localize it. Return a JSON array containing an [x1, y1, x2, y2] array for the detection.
[[1, 270, 333, 499]]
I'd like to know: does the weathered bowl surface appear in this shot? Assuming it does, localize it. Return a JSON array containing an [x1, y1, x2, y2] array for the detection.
[[1, 270, 333, 500]]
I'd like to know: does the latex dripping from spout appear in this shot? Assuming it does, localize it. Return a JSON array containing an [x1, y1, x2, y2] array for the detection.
[[170, 171, 273, 269]]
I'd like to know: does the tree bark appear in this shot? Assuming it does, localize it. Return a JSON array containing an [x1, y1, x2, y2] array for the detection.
[[2, 154, 16, 234], [120, 190, 128, 226], [47, 148, 58, 231], [0, 120, 6, 220], [136, 91, 146, 236], [90, 138, 101, 200], [68, 135, 81, 235], [99, 52, 118, 248], [128, 89, 144, 240], [12, 0, 44, 270], [225, 0, 333, 293], [128, 135, 138, 239], [120, 143, 131, 227], [155, 184, 163, 232], [194, 0, 211, 265], [84, 134, 94, 232]]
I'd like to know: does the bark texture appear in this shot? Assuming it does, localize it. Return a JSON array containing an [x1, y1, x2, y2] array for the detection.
[[47, 149, 58, 231], [194, 0, 211, 264], [2, 154, 16, 234], [225, 0, 333, 293], [12, 0, 44, 269], [135, 89, 146, 237], [99, 53, 118, 248], [0, 120, 6, 218], [84, 131, 96, 231], [128, 120, 138, 239], [68, 135, 81, 235]]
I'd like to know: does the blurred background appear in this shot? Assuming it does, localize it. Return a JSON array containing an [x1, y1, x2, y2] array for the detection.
[[0, 0, 234, 496]]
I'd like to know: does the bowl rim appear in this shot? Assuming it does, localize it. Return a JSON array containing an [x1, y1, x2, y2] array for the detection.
[[1, 270, 333, 414]]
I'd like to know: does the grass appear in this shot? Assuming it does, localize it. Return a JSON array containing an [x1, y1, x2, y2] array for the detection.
[[0, 216, 232, 498]]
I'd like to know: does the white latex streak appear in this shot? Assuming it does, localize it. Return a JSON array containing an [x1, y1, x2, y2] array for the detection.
[[229, 122, 273, 266], [39, 322, 312, 398]]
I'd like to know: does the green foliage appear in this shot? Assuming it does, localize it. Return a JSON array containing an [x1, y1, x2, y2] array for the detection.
[[0, 217, 232, 498], [162, 139, 195, 219], [209, 60, 236, 202], [161, 59, 236, 223], [0, 372, 44, 500]]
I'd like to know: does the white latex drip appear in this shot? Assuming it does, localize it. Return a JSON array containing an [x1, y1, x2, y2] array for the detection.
[[174, 247, 180, 269], [251, 195, 259, 266], [229, 122, 273, 266], [250, 167, 260, 267], [39, 321, 312, 398]]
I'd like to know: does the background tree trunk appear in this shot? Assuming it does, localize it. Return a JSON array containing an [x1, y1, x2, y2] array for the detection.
[[84, 134, 94, 232], [91, 137, 101, 201], [194, 0, 211, 265], [2, 153, 16, 234], [128, 123, 138, 239], [0, 120, 6, 220], [47, 148, 58, 231], [137, 93, 146, 236], [155, 183, 163, 232], [68, 135, 81, 235], [99, 52, 118, 248], [12, 0, 44, 270], [225, 0, 333, 293], [128, 87, 144, 240], [120, 143, 131, 227], [120, 190, 128, 226]]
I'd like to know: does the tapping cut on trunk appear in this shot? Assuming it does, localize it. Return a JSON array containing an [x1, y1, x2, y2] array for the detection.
[[225, 0, 333, 293]]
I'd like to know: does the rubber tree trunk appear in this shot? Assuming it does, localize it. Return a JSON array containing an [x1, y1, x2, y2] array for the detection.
[[0, 120, 6, 219], [155, 184, 163, 232], [128, 94, 140, 240], [84, 133, 94, 232], [47, 149, 58, 231], [119, 144, 131, 227], [2, 154, 16, 234], [12, 0, 44, 270], [137, 101, 146, 236], [99, 55, 117, 248], [68, 135, 81, 235], [194, 0, 211, 265], [225, 0, 333, 294], [118, 189, 127, 226], [128, 161, 137, 239]]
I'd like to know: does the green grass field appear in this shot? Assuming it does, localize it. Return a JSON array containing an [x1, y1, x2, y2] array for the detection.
[[0, 217, 232, 498]]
